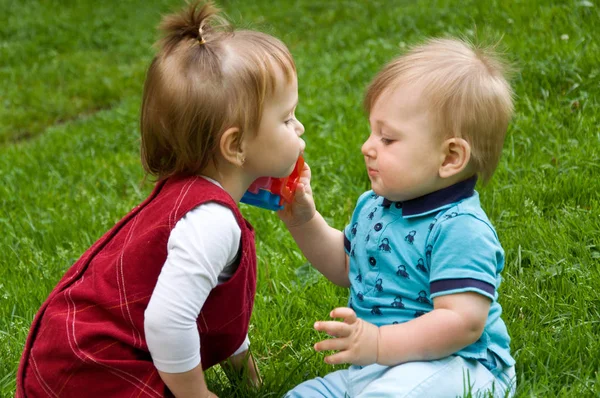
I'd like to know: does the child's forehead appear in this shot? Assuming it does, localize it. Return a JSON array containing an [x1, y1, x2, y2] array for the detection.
[[272, 68, 297, 95], [385, 81, 424, 100], [265, 72, 298, 113], [368, 81, 441, 135], [372, 81, 430, 114], [273, 62, 297, 84], [257, 56, 297, 100]]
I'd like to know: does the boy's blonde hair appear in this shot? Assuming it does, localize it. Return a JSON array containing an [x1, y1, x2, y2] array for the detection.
[[141, 1, 296, 180], [364, 38, 514, 184]]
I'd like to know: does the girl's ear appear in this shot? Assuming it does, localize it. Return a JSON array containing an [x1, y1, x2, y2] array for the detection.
[[439, 137, 471, 179], [219, 127, 245, 167]]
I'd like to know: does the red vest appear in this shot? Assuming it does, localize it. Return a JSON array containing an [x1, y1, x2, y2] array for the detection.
[[16, 176, 257, 397]]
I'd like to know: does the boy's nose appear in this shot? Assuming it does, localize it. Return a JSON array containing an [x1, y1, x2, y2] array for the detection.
[[361, 136, 375, 158]]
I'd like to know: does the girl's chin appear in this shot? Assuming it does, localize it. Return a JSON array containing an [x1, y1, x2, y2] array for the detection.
[[271, 165, 295, 179]]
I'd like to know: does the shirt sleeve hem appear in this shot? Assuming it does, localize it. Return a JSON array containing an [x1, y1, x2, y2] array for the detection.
[[231, 335, 250, 357], [430, 287, 495, 301], [344, 234, 351, 254]]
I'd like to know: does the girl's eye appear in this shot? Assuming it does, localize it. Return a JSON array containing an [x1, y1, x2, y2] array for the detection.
[[285, 118, 295, 126], [381, 137, 394, 145]]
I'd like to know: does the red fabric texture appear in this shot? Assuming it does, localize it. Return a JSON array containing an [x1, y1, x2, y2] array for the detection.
[[16, 176, 257, 397]]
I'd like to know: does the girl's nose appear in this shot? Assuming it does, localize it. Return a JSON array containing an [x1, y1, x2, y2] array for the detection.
[[295, 119, 305, 137], [295, 120, 306, 153]]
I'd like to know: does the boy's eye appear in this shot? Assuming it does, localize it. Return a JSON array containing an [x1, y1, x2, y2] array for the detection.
[[380, 137, 394, 145], [285, 118, 294, 125]]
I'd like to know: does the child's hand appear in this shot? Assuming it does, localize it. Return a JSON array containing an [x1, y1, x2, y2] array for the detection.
[[277, 162, 316, 228], [313, 307, 380, 366]]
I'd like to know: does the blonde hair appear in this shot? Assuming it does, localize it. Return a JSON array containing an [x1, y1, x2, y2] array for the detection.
[[364, 38, 514, 184], [140, 1, 296, 180]]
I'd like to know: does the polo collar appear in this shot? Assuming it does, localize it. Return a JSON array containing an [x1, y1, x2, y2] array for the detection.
[[381, 175, 477, 217]]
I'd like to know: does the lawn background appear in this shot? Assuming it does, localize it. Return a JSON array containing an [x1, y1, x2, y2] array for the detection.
[[1, 0, 599, 396]]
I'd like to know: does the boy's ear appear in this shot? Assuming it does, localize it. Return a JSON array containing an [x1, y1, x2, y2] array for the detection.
[[439, 137, 471, 178], [219, 127, 245, 167]]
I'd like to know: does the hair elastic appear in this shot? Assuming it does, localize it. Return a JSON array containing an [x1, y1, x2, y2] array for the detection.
[[198, 26, 206, 45]]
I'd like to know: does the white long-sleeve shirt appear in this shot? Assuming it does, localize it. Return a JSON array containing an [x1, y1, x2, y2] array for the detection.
[[144, 177, 249, 373]]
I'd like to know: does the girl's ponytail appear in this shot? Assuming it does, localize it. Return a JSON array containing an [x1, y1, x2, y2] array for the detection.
[[157, 1, 228, 54]]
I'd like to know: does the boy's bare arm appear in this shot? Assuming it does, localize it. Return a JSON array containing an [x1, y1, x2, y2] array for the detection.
[[279, 162, 350, 287], [377, 292, 490, 365], [313, 292, 490, 366], [287, 211, 350, 287]]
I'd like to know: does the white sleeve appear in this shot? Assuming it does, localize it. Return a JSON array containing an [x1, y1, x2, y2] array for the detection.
[[232, 335, 250, 356], [144, 202, 241, 373]]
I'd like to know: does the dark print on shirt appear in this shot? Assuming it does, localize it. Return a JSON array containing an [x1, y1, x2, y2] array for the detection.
[[378, 238, 392, 252], [404, 230, 416, 244], [370, 193, 379, 199], [391, 296, 405, 308], [355, 272, 362, 283], [357, 291, 364, 301], [425, 245, 433, 265], [365, 234, 370, 243], [429, 218, 437, 231], [416, 290, 431, 304], [443, 212, 458, 220], [371, 306, 383, 315], [351, 223, 358, 237], [368, 207, 377, 220], [414, 310, 426, 318], [396, 264, 410, 279], [416, 258, 427, 273], [374, 222, 383, 232], [351, 247, 355, 257], [375, 278, 383, 292]]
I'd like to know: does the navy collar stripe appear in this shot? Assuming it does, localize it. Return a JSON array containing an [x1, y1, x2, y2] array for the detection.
[[381, 176, 477, 216]]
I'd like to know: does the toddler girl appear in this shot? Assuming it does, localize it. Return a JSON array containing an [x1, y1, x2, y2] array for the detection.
[[16, 2, 304, 397]]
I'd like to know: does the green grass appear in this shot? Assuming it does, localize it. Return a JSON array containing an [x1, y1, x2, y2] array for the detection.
[[1, 0, 599, 396]]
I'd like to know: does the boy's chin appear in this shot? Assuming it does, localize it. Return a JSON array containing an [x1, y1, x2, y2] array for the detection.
[[371, 187, 385, 197], [372, 187, 403, 202]]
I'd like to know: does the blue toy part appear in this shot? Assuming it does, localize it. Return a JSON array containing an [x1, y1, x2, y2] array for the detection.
[[240, 189, 283, 211]]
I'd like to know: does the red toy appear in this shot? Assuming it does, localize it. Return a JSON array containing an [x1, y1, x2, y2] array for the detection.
[[241, 156, 304, 211]]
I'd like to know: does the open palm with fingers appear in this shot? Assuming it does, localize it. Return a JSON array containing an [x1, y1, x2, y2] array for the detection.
[[313, 307, 380, 366]]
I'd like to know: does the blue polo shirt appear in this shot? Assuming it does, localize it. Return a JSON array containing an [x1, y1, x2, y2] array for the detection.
[[343, 176, 514, 367]]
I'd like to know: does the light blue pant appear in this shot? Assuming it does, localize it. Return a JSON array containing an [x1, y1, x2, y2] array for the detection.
[[286, 354, 516, 398]]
